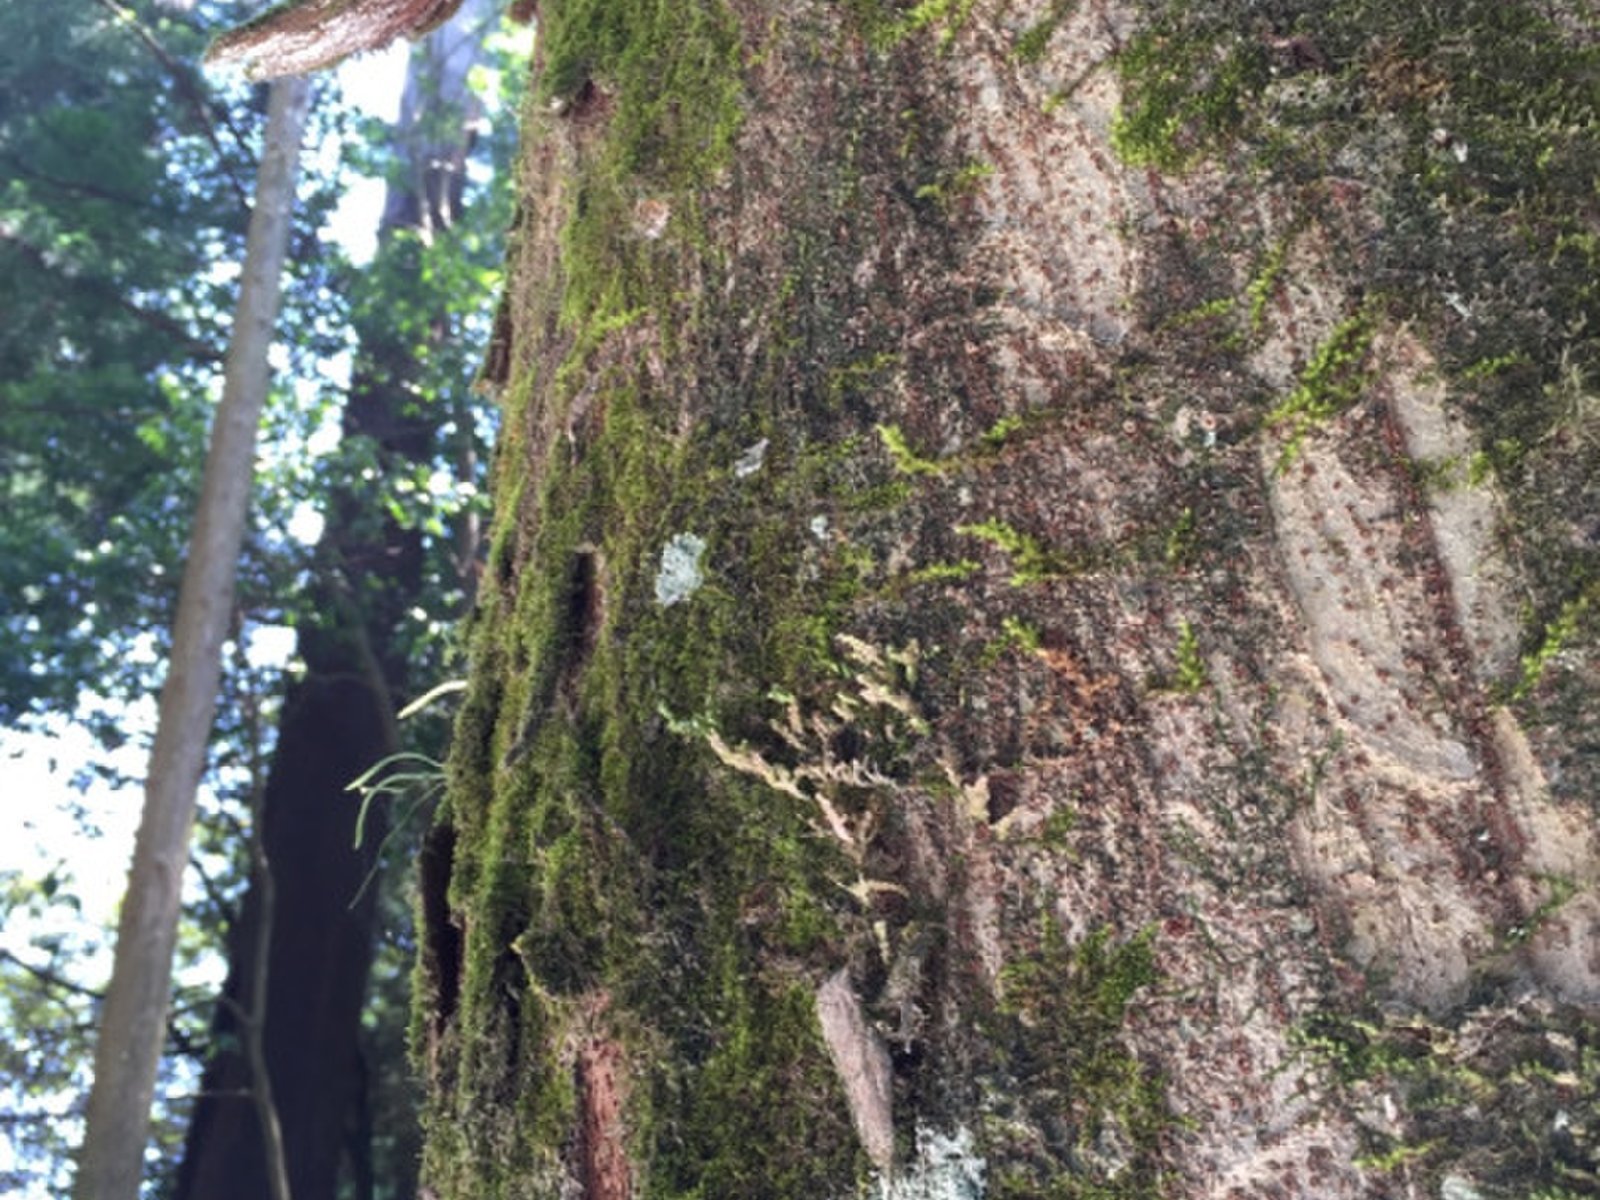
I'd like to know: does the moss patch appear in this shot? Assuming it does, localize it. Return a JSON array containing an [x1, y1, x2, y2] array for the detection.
[[1294, 1001, 1600, 1195], [1113, 0, 1600, 796], [415, 0, 998, 1192], [986, 922, 1169, 1199]]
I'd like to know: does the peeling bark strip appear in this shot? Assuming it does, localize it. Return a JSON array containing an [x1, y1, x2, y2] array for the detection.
[[206, 0, 465, 79], [815, 970, 894, 1172], [575, 1038, 630, 1200]]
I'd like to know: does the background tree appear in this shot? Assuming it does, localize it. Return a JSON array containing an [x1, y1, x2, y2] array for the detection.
[[407, 0, 1600, 1197], [173, 4, 512, 1199], [0, 2, 517, 1196]]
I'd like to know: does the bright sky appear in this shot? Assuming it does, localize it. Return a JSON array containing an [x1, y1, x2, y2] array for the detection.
[[324, 46, 411, 264]]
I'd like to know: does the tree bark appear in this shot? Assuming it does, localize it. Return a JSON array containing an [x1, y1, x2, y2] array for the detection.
[[74, 75, 311, 1200], [174, 6, 497, 1200], [419, 0, 1600, 1197]]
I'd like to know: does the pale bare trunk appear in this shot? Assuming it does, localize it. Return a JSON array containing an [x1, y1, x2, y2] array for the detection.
[[73, 76, 312, 1200]]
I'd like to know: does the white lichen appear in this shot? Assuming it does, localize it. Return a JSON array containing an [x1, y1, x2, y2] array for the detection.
[[734, 438, 769, 477], [1439, 1175, 1483, 1200], [654, 533, 706, 606], [878, 1125, 986, 1200]]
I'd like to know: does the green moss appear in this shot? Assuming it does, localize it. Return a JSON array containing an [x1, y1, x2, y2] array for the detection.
[[1012, 0, 1081, 64], [1243, 236, 1288, 335], [877, 421, 946, 477], [957, 518, 1063, 586], [647, 962, 862, 1198], [980, 413, 1027, 449], [992, 922, 1168, 1198], [1510, 579, 1596, 702], [907, 558, 982, 584], [1110, 14, 1267, 171], [853, 0, 981, 51], [1266, 311, 1375, 472], [1161, 506, 1194, 566], [1293, 1004, 1600, 1194], [1353, 1140, 1437, 1172], [915, 159, 996, 204], [1170, 617, 1206, 694], [1162, 296, 1235, 332], [979, 615, 1043, 668], [829, 353, 902, 408], [1037, 803, 1077, 848], [1503, 874, 1578, 948]]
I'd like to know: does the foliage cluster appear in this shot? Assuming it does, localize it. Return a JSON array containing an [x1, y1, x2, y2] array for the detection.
[[0, 0, 358, 730], [0, 3, 523, 1195]]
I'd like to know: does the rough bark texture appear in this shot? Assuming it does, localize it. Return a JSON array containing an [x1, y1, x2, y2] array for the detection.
[[421, 2, 1600, 1197], [74, 76, 312, 1200]]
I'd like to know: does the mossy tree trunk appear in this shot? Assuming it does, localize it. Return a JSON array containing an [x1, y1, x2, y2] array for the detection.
[[420, 1, 1600, 1197]]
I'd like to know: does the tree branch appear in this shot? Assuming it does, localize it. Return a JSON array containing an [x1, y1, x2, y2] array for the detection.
[[0, 227, 224, 364], [0, 947, 103, 1001], [0, 949, 209, 1060], [90, 0, 256, 210], [207, 0, 465, 80], [1, 153, 157, 211], [243, 781, 294, 1200], [230, 607, 295, 1200]]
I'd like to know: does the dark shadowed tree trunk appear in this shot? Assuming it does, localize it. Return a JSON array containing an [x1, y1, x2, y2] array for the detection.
[[418, 0, 1600, 1197], [175, 6, 497, 1199]]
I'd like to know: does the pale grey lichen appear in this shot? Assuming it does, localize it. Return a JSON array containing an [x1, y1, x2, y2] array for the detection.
[[877, 1126, 986, 1200], [654, 532, 706, 606], [734, 438, 769, 478]]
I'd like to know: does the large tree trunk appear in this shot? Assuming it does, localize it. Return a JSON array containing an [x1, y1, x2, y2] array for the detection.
[[420, 1, 1600, 1197], [175, 6, 497, 1199], [74, 76, 312, 1200]]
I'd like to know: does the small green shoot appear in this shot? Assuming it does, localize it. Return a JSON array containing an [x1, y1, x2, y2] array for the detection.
[[876, 423, 945, 477], [1164, 506, 1195, 565], [914, 160, 995, 203], [1245, 237, 1289, 333], [398, 678, 469, 719], [907, 559, 982, 584], [1173, 617, 1207, 693], [1267, 312, 1374, 472], [957, 518, 1060, 585], [1511, 586, 1594, 701], [981, 414, 1026, 449]]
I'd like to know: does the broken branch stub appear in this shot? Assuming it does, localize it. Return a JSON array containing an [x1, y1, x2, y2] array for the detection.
[[205, 0, 465, 79]]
